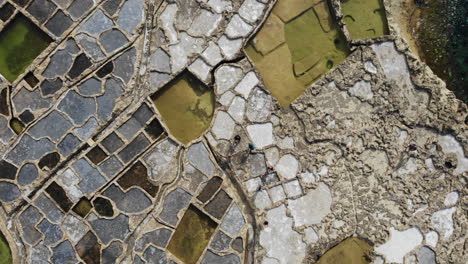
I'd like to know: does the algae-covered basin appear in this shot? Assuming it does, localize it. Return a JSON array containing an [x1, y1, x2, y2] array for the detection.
[[167, 205, 217, 264], [151, 71, 215, 145], [0, 231, 12, 264], [316, 237, 372, 264], [0, 14, 52, 82], [341, 0, 389, 40]]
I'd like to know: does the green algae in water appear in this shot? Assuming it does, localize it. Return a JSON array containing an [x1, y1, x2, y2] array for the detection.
[[246, 0, 349, 107], [0, 231, 12, 264], [0, 14, 52, 82], [167, 205, 217, 264], [341, 0, 389, 40], [151, 71, 215, 145], [10, 118, 25, 134], [316, 237, 372, 264]]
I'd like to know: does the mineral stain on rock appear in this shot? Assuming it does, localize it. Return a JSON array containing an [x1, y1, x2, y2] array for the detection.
[[315, 237, 372, 264], [0, 14, 52, 82], [0, 231, 12, 264], [341, 0, 389, 39], [151, 71, 215, 145], [246, 0, 349, 106], [167, 205, 217, 264]]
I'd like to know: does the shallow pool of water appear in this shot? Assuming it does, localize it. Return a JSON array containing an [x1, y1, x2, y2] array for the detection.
[[0, 231, 12, 264], [246, 0, 349, 106], [167, 205, 217, 264], [341, 0, 389, 40], [0, 14, 52, 82], [151, 71, 215, 145], [316, 237, 372, 264]]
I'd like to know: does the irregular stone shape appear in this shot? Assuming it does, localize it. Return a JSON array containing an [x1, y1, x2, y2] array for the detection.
[[228, 96, 245, 123], [160, 3, 178, 43], [43, 39, 79, 78], [149, 71, 171, 88], [375, 227, 423, 263], [18, 163, 38, 186], [45, 182, 73, 212], [188, 9, 222, 37], [38, 152, 61, 170], [349, 80, 373, 100], [246, 88, 272, 122], [52, 240, 78, 263], [431, 207, 456, 240], [159, 188, 192, 226], [19, 110, 35, 124], [103, 184, 152, 213], [246, 123, 274, 149], [134, 228, 172, 252], [34, 193, 64, 223], [288, 182, 332, 227], [45, 10, 73, 36], [425, 231, 439, 248], [261, 173, 279, 186], [238, 0, 265, 23], [187, 142, 216, 177], [269, 185, 286, 203], [197, 176, 223, 203], [210, 231, 231, 252], [31, 243, 52, 263], [67, 0, 93, 19], [143, 139, 179, 184], [90, 214, 130, 245], [275, 154, 299, 180], [437, 134, 468, 175], [231, 237, 243, 253], [19, 206, 43, 245], [220, 203, 245, 236], [26, 0, 57, 23], [0, 160, 17, 180], [97, 77, 123, 121], [62, 215, 89, 243], [72, 158, 106, 194], [184, 164, 208, 194], [102, 241, 123, 264], [205, 190, 232, 219], [13, 87, 52, 113], [207, 0, 232, 13], [444, 191, 459, 207], [118, 133, 150, 163], [116, 0, 144, 33], [68, 53, 92, 79], [218, 35, 243, 59], [56, 169, 82, 203], [254, 189, 272, 210], [215, 65, 243, 94], [418, 246, 436, 264], [101, 29, 128, 53], [102, 0, 123, 15], [74, 117, 99, 141], [80, 9, 113, 36], [59, 90, 97, 126], [234, 72, 259, 99], [226, 15, 253, 38], [99, 156, 123, 178], [58, 133, 81, 156], [201, 250, 240, 264], [41, 78, 63, 96], [76, 231, 101, 264], [117, 117, 142, 140], [284, 180, 302, 197], [143, 246, 167, 264], [6, 135, 55, 165], [37, 219, 63, 246], [101, 132, 124, 153], [93, 197, 114, 217], [76, 34, 105, 61], [113, 48, 136, 84], [78, 77, 102, 96], [0, 116, 14, 143], [29, 110, 73, 142], [248, 153, 267, 177], [202, 41, 223, 66], [212, 111, 236, 140], [260, 205, 306, 264], [0, 181, 20, 202], [189, 58, 211, 81], [150, 48, 171, 73]]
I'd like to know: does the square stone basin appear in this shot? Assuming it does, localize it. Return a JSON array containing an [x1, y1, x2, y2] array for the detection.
[[0, 13, 52, 82], [167, 205, 217, 264], [341, 0, 389, 40]]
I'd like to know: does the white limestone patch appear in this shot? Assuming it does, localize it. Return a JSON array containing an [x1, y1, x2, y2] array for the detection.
[[245, 177, 261, 193], [189, 58, 211, 82], [397, 158, 418, 175], [288, 182, 332, 227], [188, 9, 222, 37], [254, 190, 272, 210], [264, 147, 279, 166], [219, 91, 235, 106], [425, 231, 439, 248], [62, 215, 89, 243], [160, 4, 178, 43], [375, 227, 423, 264], [304, 227, 319, 244], [169, 44, 187, 73], [284, 180, 302, 197], [144, 139, 179, 184], [275, 154, 298, 180], [202, 41, 223, 66], [207, 0, 233, 13], [228, 96, 246, 123], [239, 0, 266, 23], [431, 207, 456, 240], [247, 123, 274, 149], [437, 134, 468, 175], [269, 185, 285, 203], [56, 169, 83, 203], [218, 35, 243, 59], [364, 61, 378, 74], [444, 191, 459, 207], [259, 205, 306, 264], [278, 136, 294, 149], [212, 111, 236, 140], [215, 65, 243, 94], [349, 80, 373, 100], [235, 71, 259, 98], [226, 15, 253, 38]]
